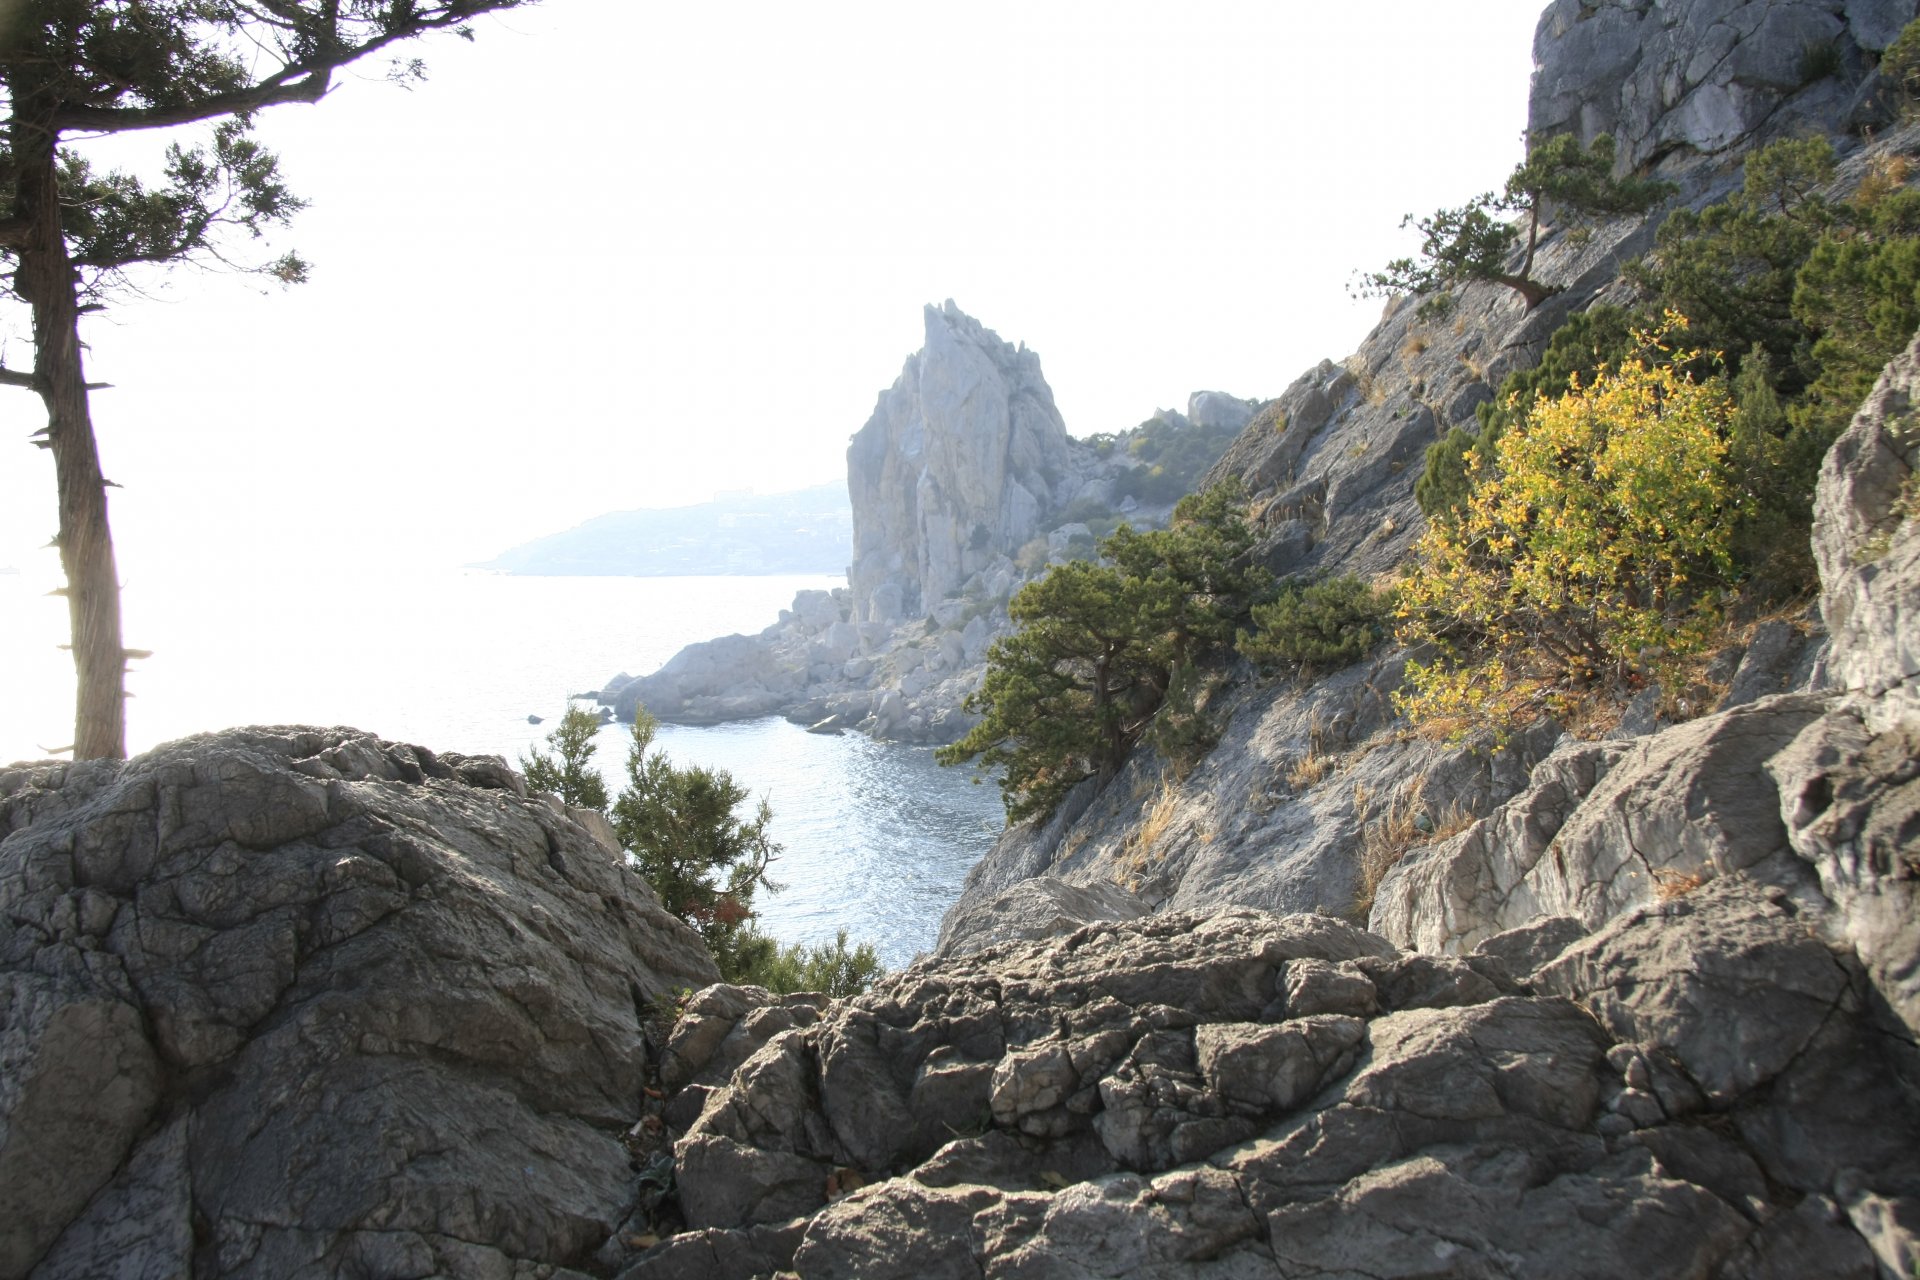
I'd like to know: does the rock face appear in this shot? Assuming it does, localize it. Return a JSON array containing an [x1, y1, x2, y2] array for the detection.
[[0, 727, 718, 1280], [1531, 0, 1917, 172], [639, 892, 1920, 1278], [944, 0, 1915, 962], [847, 301, 1092, 625]]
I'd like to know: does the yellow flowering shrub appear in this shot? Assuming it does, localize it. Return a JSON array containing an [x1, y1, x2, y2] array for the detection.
[[1396, 321, 1745, 728]]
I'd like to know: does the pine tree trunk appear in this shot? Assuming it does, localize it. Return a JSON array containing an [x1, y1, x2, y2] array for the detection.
[[13, 106, 127, 760]]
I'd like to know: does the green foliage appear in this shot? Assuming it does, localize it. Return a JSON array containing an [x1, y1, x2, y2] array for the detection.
[[519, 706, 610, 811], [1417, 306, 1645, 522], [1628, 137, 1838, 388], [1237, 576, 1392, 674], [721, 928, 885, 997], [1397, 327, 1743, 727], [1612, 135, 1920, 594], [1085, 414, 1244, 506], [939, 486, 1267, 821], [1791, 190, 1920, 447], [1882, 17, 1920, 103], [611, 709, 781, 964], [1357, 134, 1670, 310], [1142, 661, 1220, 777]]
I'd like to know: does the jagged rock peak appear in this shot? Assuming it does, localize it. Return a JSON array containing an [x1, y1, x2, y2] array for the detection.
[[1531, 0, 1918, 171], [846, 301, 1092, 625]]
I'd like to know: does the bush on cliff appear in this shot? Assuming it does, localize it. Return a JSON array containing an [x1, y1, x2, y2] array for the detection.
[[1237, 575, 1393, 675], [519, 706, 610, 810], [610, 710, 782, 979], [1396, 321, 1743, 728], [939, 486, 1266, 821]]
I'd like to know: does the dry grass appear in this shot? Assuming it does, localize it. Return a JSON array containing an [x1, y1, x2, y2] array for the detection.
[[1345, 357, 1383, 407], [1653, 867, 1709, 900], [1116, 782, 1181, 889], [1401, 333, 1430, 360], [1856, 150, 1915, 207], [1285, 713, 1340, 790], [1350, 778, 1477, 923]]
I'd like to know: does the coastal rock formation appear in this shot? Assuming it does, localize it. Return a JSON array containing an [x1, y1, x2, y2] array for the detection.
[[847, 301, 1097, 625], [1370, 332, 1920, 1061], [0, 727, 717, 1280], [943, 0, 1910, 961], [641, 889, 1919, 1277]]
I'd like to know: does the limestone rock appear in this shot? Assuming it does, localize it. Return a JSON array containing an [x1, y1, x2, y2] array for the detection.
[[847, 302, 1093, 624], [0, 727, 717, 1280], [935, 877, 1150, 958], [659, 898, 1920, 1275], [1531, 0, 1909, 172], [1372, 696, 1828, 952], [1814, 328, 1920, 733]]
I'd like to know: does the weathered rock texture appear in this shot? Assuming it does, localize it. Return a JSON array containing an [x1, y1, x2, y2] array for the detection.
[[639, 892, 1920, 1278], [848, 302, 1093, 625], [1372, 334, 1920, 1061], [1531, 0, 1917, 172], [0, 727, 718, 1280]]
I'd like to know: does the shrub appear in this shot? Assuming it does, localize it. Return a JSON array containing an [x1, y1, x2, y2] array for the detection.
[[519, 705, 610, 810], [1882, 17, 1920, 104], [1237, 576, 1392, 673], [1396, 322, 1744, 728], [611, 709, 781, 968], [723, 928, 885, 997]]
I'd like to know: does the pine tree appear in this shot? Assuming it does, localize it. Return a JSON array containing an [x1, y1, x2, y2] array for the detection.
[[1, 1, 538, 759]]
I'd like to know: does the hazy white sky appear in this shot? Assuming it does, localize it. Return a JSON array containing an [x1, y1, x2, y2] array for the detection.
[[1, 0, 1543, 582]]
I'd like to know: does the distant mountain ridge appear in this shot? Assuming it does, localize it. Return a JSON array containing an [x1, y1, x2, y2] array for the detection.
[[479, 483, 852, 577]]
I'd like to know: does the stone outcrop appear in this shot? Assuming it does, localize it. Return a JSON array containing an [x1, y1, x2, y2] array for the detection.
[[639, 890, 1920, 1277], [0, 727, 718, 1280], [1531, 0, 1917, 172], [944, 0, 1914, 962], [847, 301, 1098, 626]]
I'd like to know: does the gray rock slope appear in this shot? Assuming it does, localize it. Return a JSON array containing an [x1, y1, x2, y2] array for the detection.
[[937, 0, 1915, 956], [0, 727, 718, 1280]]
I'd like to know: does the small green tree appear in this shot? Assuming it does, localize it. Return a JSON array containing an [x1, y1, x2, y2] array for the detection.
[[1628, 137, 1838, 391], [519, 707, 611, 811], [1237, 576, 1392, 674], [1356, 134, 1670, 311], [611, 709, 781, 977], [940, 486, 1268, 820], [0, 0, 539, 760]]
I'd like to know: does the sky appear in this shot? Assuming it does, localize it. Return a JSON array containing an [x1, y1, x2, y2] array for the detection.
[[0, 0, 1544, 582]]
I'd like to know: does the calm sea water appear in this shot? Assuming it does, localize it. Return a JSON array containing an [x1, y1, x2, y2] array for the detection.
[[0, 566, 1003, 966]]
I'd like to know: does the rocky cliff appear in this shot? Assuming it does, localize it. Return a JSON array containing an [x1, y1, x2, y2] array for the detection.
[[936, 0, 1917, 954], [9, 3, 1920, 1276]]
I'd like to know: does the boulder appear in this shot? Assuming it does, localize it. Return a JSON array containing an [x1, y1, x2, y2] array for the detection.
[[0, 728, 718, 1280]]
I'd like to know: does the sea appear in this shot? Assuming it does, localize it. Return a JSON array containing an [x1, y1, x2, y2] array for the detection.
[[0, 566, 1005, 967]]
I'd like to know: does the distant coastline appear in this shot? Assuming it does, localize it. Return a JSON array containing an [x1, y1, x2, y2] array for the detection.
[[476, 482, 851, 578]]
